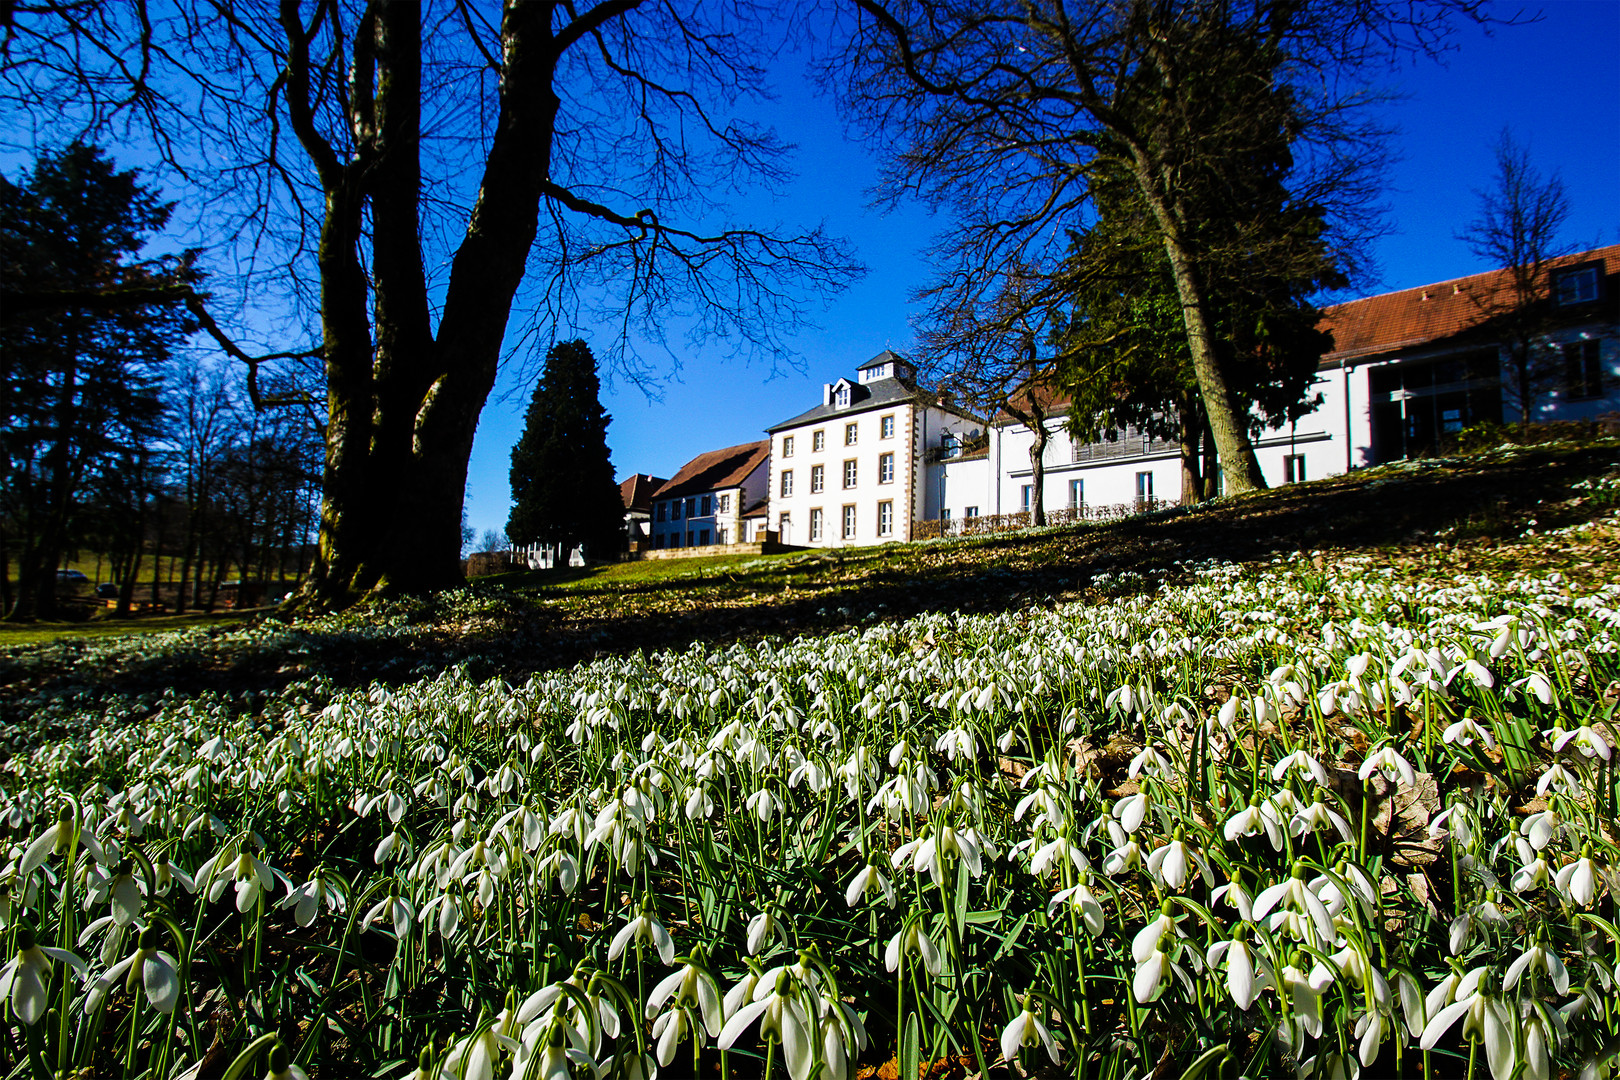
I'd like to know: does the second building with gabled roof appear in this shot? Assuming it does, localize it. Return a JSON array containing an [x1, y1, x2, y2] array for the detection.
[[647, 440, 772, 550]]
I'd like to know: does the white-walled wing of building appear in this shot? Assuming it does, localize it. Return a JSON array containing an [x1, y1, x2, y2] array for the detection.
[[939, 245, 1618, 519]]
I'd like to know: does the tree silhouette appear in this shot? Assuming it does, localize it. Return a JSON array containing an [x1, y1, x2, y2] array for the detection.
[[508, 341, 624, 561]]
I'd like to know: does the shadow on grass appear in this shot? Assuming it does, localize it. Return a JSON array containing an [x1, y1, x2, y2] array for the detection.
[[2, 444, 1614, 721]]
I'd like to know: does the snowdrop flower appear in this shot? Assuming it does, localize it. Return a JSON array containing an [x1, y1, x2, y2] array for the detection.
[[1291, 795, 1354, 845], [717, 968, 814, 1080], [1556, 849, 1603, 907], [1512, 839, 1554, 894], [1421, 968, 1514, 1080], [1520, 806, 1562, 851], [1000, 994, 1060, 1066], [1047, 882, 1106, 936], [645, 953, 723, 1034], [1212, 874, 1254, 921], [1281, 952, 1326, 1038], [18, 805, 104, 879], [1503, 937, 1570, 995], [1223, 795, 1284, 850], [746, 907, 787, 957], [1429, 801, 1479, 846], [0, 924, 87, 1024], [87, 924, 180, 1014], [1552, 725, 1611, 762], [744, 789, 782, 823], [279, 868, 347, 928], [1028, 831, 1089, 879], [1358, 744, 1416, 787], [885, 921, 943, 977], [264, 1041, 311, 1080], [1127, 744, 1172, 780], [1515, 671, 1555, 706], [362, 893, 416, 940], [1272, 749, 1329, 787], [843, 860, 894, 908], [1443, 716, 1496, 749], [609, 903, 675, 965], [1536, 762, 1583, 798], [442, 1009, 522, 1080], [1449, 893, 1505, 955], [1145, 833, 1213, 891], [1101, 819, 1143, 876], [1253, 867, 1335, 946], [1112, 790, 1150, 834], [1206, 928, 1266, 1010]]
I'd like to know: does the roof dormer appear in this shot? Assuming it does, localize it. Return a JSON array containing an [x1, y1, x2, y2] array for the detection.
[[857, 350, 915, 384], [824, 377, 856, 409]]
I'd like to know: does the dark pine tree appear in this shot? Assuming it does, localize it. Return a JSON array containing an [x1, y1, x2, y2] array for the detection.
[[507, 340, 623, 561]]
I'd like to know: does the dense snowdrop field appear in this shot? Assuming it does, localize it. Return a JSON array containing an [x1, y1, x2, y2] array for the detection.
[[3, 538, 1620, 1079]]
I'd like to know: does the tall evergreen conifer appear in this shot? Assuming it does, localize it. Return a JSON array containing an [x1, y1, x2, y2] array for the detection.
[[507, 341, 622, 560]]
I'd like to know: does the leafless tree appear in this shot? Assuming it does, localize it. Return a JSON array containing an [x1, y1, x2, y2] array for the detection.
[[824, 0, 1500, 496], [1458, 128, 1573, 425], [2, 1, 859, 609]]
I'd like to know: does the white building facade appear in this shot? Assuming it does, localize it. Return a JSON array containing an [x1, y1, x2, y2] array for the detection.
[[765, 352, 983, 547]]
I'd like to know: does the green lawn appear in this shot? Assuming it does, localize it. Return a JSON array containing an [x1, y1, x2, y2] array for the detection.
[[0, 609, 255, 648]]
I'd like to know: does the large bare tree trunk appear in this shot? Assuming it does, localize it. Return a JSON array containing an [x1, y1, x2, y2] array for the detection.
[[1130, 159, 1267, 495], [288, 2, 579, 610]]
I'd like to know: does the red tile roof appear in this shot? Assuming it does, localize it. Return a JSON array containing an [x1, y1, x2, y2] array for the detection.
[[652, 440, 771, 501], [618, 473, 667, 512], [1319, 245, 1619, 365]]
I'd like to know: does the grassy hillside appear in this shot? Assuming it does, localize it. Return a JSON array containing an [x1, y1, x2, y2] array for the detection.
[[1, 438, 1617, 1080]]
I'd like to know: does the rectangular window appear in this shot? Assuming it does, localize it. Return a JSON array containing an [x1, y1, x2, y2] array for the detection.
[[686, 498, 697, 518], [941, 508, 952, 521], [843, 459, 858, 488], [1556, 266, 1601, 306], [880, 414, 896, 439], [845, 422, 858, 446], [718, 494, 730, 514], [717, 526, 727, 544], [879, 452, 895, 483], [812, 430, 826, 452], [1021, 484, 1033, 511], [657, 503, 667, 522], [672, 500, 682, 520], [878, 500, 894, 536], [811, 464, 825, 493], [1069, 479, 1083, 509], [778, 513, 791, 542], [965, 505, 978, 518], [686, 530, 694, 547], [782, 435, 795, 458], [1564, 340, 1604, 399], [699, 529, 710, 546], [780, 470, 794, 497], [1284, 454, 1307, 484], [1136, 471, 1154, 503], [809, 508, 824, 541], [842, 505, 857, 539], [700, 495, 711, 516]]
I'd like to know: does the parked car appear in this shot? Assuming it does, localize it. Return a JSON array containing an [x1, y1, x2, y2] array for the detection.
[[96, 582, 120, 599], [55, 569, 90, 583]]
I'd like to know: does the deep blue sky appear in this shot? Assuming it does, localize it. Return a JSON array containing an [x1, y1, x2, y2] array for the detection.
[[462, 1, 1620, 541]]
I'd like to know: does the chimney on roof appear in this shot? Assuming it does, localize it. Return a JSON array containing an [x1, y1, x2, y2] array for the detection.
[[1420, 290, 1430, 301], [823, 383, 834, 406], [1453, 283, 1462, 295]]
